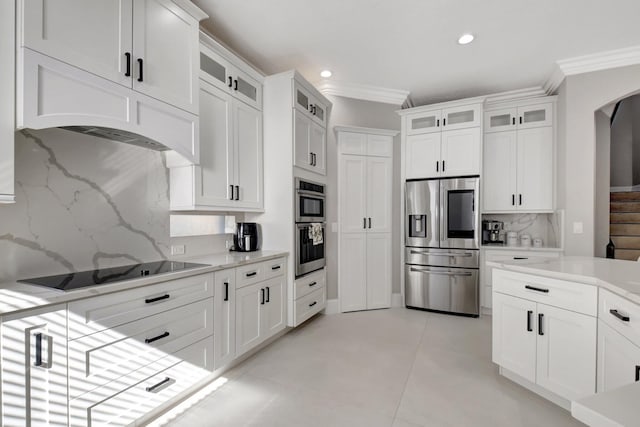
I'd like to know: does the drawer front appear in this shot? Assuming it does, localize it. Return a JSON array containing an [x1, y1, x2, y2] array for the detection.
[[263, 257, 286, 280], [295, 286, 326, 326], [68, 273, 214, 340], [294, 268, 326, 299], [599, 288, 640, 345], [69, 299, 213, 399], [236, 262, 265, 289], [493, 269, 597, 316], [69, 337, 213, 427]]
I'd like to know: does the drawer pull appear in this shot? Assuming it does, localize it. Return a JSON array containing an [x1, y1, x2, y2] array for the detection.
[[145, 331, 170, 344], [538, 313, 544, 336], [309, 301, 317, 307], [246, 271, 257, 278], [145, 294, 170, 304], [271, 265, 281, 271], [525, 285, 549, 293], [610, 309, 630, 322], [513, 257, 528, 260], [636, 365, 640, 382], [527, 310, 533, 332], [308, 281, 317, 287], [261, 288, 265, 305], [146, 377, 173, 393], [266, 286, 270, 303], [224, 282, 229, 302]]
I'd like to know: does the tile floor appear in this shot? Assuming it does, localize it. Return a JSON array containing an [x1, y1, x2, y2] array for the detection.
[[158, 308, 584, 427]]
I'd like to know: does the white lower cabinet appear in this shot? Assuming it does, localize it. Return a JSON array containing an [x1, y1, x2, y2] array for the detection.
[[492, 269, 597, 402], [291, 268, 327, 326], [1, 305, 68, 427], [597, 320, 640, 392], [214, 268, 236, 370]]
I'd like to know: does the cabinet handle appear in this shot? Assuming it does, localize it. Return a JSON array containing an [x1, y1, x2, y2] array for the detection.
[[442, 160, 445, 172], [527, 310, 533, 332], [519, 194, 522, 205], [146, 377, 173, 393], [224, 282, 229, 301], [229, 185, 234, 200], [145, 331, 170, 344], [34, 333, 52, 368], [261, 288, 265, 305], [512, 194, 515, 206], [309, 281, 317, 287], [314, 153, 317, 166], [538, 313, 544, 335], [309, 301, 317, 307], [368, 217, 372, 229], [235, 185, 240, 201], [363, 218, 366, 229], [266, 286, 270, 303], [513, 257, 528, 260], [271, 265, 281, 271], [228, 76, 233, 88], [124, 52, 131, 77], [234, 79, 238, 91], [437, 119, 440, 127], [246, 271, 257, 277], [309, 104, 314, 114], [610, 309, 630, 322], [525, 285, 549, 293], [636, 365, 640, 382], [512, 117, 515, 125], [310, 152, 314, 166], [436, 161, 439, 172], [137, 58, 144, 82], [519, 116, 523, 125], [443, 118, 446, 126], [145, 294, 170, 304]]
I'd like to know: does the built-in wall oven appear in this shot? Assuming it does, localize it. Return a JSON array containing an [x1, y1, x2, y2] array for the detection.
[[295, 178, 326, 277], [404, 176, 480, 317]]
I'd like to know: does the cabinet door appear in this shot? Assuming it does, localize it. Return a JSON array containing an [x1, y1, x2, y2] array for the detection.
[[294, 82, 313, 115], [200, 45, 233, 93], [233, 67, 262, 111], [294, 109, 313, 170], [263, 277, 286, 338], [194, 81, 235, 208], [516, 127, 553, 211], [442, 104, 481, 131], [483, 131, 517, 212], [484, 108, 517, 133], [405, 133, 441, 179], [441, 127, 481, 177], [133, 0, 199, 113], [492, 293, 537, 382], [1, 305, 68, 426], [339, 132, 367, 156], [339, 233, 368, 312], [339, 155, 367, 233], [406, 110, 441, 135], [235, 282, 264, 357], [367, 134, 393, 157], [517, 103, 553, 129], [309, 122, 326, 175], [597, 320, 640, 393], [310, 100, 327, 126], [234, 100, 264, 209], [367, 156, 392, 233], [214, 269, 236, 370], [536, 303, 596, 400], [366, 233, 392, 309], [22, 0, 133, 88]]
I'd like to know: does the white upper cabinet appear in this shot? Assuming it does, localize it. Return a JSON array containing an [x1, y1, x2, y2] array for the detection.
[[516, 127, 553, 211], [485, 102, 553, 132], [483, 131, 518, 211], [441, 104, 481, 131], [484, 107, 517, 133], [294, 81, 327, 127], [406, 109, 441, 135], [21, 0, 205, 114], [234, 100, 264, 210], [0, 0, 14, 203], [440, 127, 481, 177], [294, 109, 326, 175], [405, 133, 441, 179]]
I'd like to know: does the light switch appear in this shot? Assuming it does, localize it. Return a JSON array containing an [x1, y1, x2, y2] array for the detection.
[[331, 222, 338, 233], [572, 222, 584, 234], [171, 245, 185, 255]]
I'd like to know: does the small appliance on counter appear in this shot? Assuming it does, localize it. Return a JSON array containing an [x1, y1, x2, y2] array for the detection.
[[482, 220, 504, 244], [232, 222, 262, 252]]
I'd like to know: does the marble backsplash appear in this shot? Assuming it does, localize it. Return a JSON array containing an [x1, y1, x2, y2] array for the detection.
[[0, 128, 172, 282], [482, 211, 564, 248]]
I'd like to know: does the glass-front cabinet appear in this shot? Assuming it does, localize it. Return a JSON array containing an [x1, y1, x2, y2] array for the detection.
[[485, 103, 553, 132], [406, 110, 441, 135], [406, 104, 480, 135], [294, 81, 327, 127]]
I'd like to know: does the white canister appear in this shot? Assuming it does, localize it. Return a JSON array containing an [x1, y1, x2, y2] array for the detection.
[[533, 238, 543, 248], [506, 231, 518, 246], [520, 234, 532, 247]]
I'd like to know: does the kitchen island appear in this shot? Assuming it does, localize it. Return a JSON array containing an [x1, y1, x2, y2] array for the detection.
[[489, 256, 640, 426]]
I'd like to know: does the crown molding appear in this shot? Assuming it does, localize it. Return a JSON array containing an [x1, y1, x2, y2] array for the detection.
[[333, 125, 399, 137], [484, 87, 548, 105], [316, 81, 410, 106], [544, 45, 640, 94]]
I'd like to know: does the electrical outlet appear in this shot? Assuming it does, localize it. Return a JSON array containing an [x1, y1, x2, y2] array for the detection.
[[225, 239, 232, 249], [171, 245, 185, 255], [572, 222, 584, 234]]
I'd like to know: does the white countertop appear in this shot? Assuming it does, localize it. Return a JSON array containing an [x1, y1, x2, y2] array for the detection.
[[0, 250, 288, 316], [488, 256, 640, 305], [481, 245, 563, 252], [571, 381, 640, 427]]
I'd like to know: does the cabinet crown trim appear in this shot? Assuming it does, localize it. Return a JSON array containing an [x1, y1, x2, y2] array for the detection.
[[171, 0, 208, 20], [334, 126, 399, 137], [316, 81, 409, 106], [199, 31, 265, 82]]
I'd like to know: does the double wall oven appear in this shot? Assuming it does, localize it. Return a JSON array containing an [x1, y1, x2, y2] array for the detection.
[[405, 177, 480, 317], [295, 178, 326, 277]]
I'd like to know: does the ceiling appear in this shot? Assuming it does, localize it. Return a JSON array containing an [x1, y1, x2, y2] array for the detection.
[[193, 0, 640, 106]]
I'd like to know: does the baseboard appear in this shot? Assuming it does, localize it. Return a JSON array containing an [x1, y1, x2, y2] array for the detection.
[[499, 367, 571, 411], [324, 298, 340, 314], [391, 293, 403, 308]]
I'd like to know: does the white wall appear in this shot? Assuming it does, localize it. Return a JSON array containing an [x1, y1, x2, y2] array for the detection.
[[557, 63, 640, 256], [325, 95, 401, 299], [594, 110, 611, 257], [610, 99, 633, 188]]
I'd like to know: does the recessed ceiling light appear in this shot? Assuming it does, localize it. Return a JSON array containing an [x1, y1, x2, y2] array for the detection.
[[458, 34, 474, 45], [320, 70, 332, 78]]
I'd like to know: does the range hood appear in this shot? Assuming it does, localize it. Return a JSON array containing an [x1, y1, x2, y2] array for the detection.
[[17, 48, 200, 164]]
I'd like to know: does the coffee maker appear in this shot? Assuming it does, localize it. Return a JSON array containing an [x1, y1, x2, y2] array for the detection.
[[482, 220, 504, 244], [233, 222, 262, 252]]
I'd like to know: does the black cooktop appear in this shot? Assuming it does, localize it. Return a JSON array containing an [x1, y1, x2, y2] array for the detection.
[[19, 260, 209, 291]]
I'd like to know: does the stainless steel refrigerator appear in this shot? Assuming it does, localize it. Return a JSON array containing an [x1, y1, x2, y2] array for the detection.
[[404, 177, 480, 317]]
